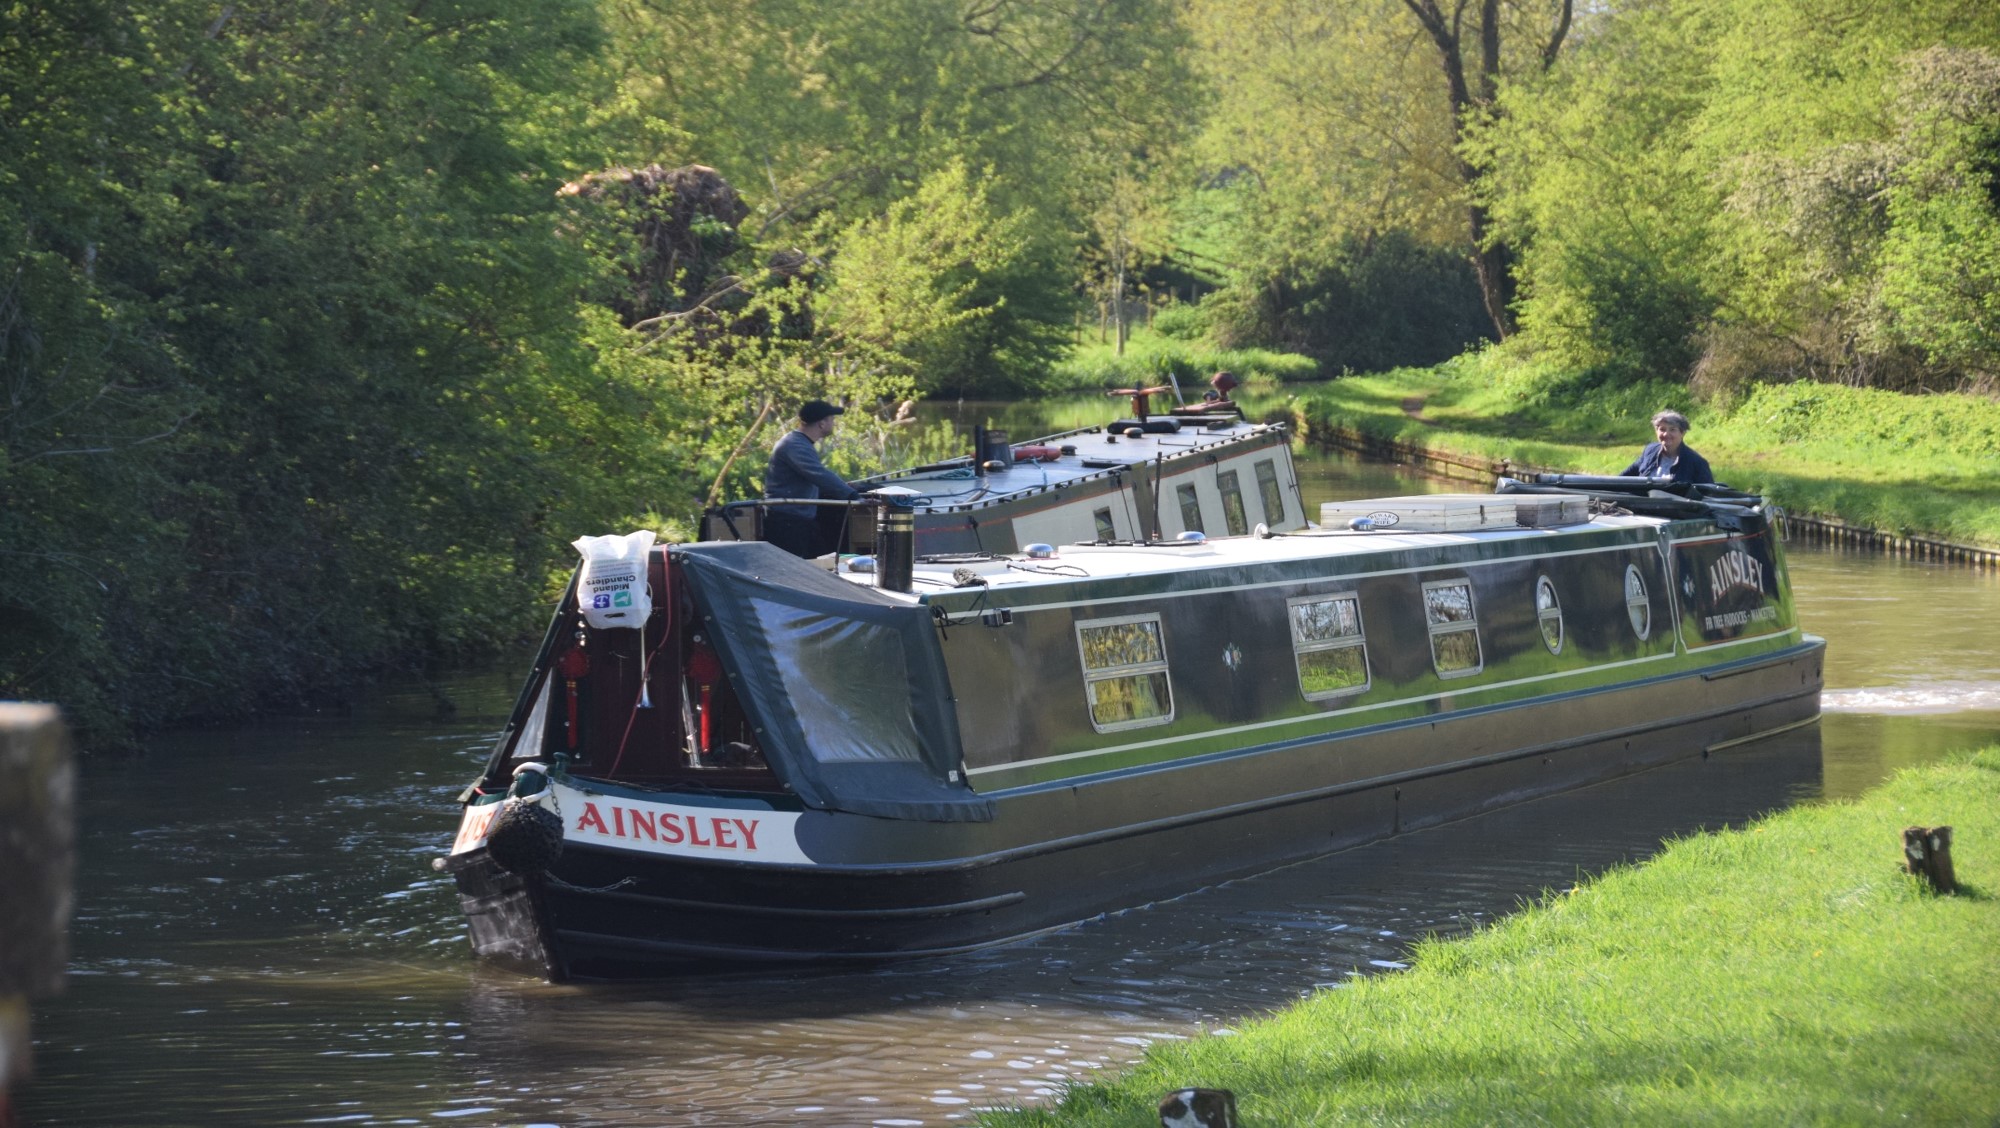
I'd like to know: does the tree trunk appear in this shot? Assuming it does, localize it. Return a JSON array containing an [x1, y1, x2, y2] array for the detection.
[[1467, 202, 1518, 339], [1402, 0, 1569, 342], [1114, 257, 1128, 355]]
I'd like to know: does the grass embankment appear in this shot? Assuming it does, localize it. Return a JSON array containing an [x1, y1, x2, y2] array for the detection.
[[1289, 354, 2000, 549], [980, 748, 2000, 1126], [1051, 330, 1320, 393]]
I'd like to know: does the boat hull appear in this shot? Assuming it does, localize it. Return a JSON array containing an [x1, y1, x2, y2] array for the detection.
[[445, 636, 1823, 980]]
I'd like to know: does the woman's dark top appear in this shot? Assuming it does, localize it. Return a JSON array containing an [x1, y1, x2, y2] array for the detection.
[[1621, 441, 1715, 485]]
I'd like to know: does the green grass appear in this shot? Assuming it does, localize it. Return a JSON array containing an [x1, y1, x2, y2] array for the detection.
[[1052, 328, 1321, 392], [1287, 351, 2000, 547], [979, 747, 2000, 1127]]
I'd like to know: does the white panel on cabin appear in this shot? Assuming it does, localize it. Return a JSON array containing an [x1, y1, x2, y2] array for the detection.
[[1157, 474, 1210, 538], [1012, 488, 1135, 545]]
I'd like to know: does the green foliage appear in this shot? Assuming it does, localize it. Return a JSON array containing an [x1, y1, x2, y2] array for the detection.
[[1147, 302, 1209, 341], [1707, 381, 2000, 464], [1053, 328, 1320, 392], [1203, 231, 1493, 372], [1480, 0, 2000, 391], [595, 0, 1198, 310], [819, 161, 1076, 396], [0, 0, 614, 741], [980, 749, 2000, 1126], [1873, 49, 2000, 378]]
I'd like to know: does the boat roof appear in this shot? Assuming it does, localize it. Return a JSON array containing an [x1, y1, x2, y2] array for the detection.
[[832, 509, 1670, 601], [854, 417, 1281, 515]]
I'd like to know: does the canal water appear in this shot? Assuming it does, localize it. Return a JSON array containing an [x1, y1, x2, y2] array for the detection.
[[20, 432, 2000, 1128]]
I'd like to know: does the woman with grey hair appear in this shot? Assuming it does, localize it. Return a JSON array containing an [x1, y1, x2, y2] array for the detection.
[[1620, 409, 1715, 484]]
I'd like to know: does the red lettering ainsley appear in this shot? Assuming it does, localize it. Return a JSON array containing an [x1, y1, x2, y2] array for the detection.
[[572, 801, 764, 854]]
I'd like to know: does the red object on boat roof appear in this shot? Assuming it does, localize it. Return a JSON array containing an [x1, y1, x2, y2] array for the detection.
[[1106, 385, 1173, 421]]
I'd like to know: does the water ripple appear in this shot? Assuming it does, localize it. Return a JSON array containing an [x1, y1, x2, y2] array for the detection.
[[1821, 680, 2000, 714]]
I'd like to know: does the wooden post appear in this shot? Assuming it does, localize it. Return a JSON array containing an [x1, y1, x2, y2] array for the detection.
[[1, 703, 74, 1120], [1903, 825, 1957, 894], [1160, 1088, 1239, 1128]]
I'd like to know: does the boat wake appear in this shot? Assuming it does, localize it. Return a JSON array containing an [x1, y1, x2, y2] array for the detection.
[[1821, 681, 2000, 714]]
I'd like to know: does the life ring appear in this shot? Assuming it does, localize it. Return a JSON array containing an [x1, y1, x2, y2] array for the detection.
[[1013, 445, 1062, 462]]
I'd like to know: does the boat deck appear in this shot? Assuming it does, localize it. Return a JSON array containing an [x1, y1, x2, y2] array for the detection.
[[834, 511, 1667, 597]]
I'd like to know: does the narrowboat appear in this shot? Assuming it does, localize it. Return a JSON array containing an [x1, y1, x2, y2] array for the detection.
[[439, 415, 1824, 981]]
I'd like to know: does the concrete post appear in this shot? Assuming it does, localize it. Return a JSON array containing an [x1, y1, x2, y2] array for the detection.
[[0, 703, 75, 1119]]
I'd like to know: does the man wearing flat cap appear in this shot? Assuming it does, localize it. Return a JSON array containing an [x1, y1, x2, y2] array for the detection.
[[763, 399, 861, 558]]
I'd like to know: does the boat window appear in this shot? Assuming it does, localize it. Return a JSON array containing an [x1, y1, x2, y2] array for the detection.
[[1176, 483, 1203, 534], [1423, 578, 1483, 678], [1093, 507, 1116, 541], [1075, 614, 1174, 732], [1254, 459, 1286, 526], [1217, 470, 1249, 536], [1624, 564, 1651, 640], [1289, 593, 1369, 700], [1536, 575, 1564, 654]]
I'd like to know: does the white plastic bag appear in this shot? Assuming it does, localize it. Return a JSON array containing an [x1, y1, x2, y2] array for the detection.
[[572, 530, 656, 630]]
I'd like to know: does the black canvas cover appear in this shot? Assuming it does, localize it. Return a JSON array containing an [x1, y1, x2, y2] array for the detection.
[[674, 541, 994, 823]]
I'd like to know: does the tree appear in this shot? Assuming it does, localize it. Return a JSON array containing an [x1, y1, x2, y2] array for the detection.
[[593, 0, 1198, 386], [818, 161, 1071, 395], [1476, 0, 2000, 390], [0, 0, 623, 739], [1087, 168, 1175, 355], [1184, 0, 1501, 362], [1399, 0, 1573, 338], [1873, 49, 2000, 383]]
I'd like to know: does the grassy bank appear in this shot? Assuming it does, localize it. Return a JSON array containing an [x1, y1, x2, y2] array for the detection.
[[1287, 354, 2000, 549], [1051, 329, 1321, 393], [980, 747, 2000, 1126]]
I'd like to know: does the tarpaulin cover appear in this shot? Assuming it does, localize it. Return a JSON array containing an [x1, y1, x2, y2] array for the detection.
[[674, 541, 994, 823]]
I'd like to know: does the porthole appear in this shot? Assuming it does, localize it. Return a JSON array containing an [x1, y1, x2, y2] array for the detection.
[[1535, 575, 1563, 654], [1624, 564, 1651, 640]]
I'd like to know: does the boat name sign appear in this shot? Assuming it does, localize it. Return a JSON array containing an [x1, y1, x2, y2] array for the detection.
[[452, 781, 810, 864], [1707, 548, 1765, 602]]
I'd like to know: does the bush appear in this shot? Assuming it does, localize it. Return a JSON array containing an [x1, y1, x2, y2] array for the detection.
[[1051, 330, 1321, 392], [1149, 301, 1209, 341], [1206, 231, 1493, 371]]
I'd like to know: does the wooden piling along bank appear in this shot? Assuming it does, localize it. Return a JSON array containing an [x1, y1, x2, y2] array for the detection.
[[1309, 424, 2000, 570]]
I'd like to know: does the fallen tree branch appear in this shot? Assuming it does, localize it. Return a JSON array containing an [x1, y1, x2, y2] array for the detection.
[[705, 395, 778, 508]]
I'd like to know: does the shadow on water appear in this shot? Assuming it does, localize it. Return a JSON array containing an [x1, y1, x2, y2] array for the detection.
[[22, 435, 2000, 1127]]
